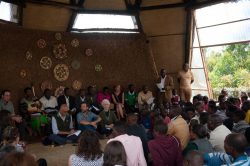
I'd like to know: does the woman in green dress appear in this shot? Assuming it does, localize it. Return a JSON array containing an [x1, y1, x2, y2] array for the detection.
[[20, 87, 48, 135]]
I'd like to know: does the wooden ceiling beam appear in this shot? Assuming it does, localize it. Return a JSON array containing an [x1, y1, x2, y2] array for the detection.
[[140, 2, 187, 11], [25, 0, 82, 10], [140, 0, 231, 11], [1, 0, 25, 7], [5, 0, 231, 12], [188, 0, 231, 9]]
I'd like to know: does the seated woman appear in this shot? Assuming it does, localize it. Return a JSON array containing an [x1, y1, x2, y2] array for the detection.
[[112, 85, 125, 120], [19, 87, 48, 136], [0, 152, 38, 166], [97, 87, 111, 105], [0, 126, 48, 166], [68, 130, 103, 166], [103, 141, 126, 166], [183, 124, 213, 156], [98, 99, 118, 136], [1, 126, 25, 152]]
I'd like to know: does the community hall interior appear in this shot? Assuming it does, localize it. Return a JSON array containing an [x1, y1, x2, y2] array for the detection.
[[0, 0, 250, 166]]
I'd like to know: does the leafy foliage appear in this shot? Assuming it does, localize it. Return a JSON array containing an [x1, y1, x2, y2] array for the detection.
[[205, 43, 250, 88]]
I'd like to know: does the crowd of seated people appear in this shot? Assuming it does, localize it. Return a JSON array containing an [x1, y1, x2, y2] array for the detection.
[[0, 83, 250, 166]]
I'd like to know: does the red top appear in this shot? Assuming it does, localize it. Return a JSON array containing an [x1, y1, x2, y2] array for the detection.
[[148, 135, 183, 166]]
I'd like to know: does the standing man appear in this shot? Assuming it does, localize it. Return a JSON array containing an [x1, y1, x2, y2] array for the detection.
[[177, 63, 194, 102], [156, 69, 174, 105]]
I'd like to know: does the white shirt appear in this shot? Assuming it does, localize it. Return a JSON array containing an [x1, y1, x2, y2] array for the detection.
[[80, 96, 86, 102], [160, 76, 166, 92], [39, 96, 58, 112], [51, 113, 73, 134], [65, 95, 70, 108], [209, 124, 231, 152], [190, 114, 200, 124]]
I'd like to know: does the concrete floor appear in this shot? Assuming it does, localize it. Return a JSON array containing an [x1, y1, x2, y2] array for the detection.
[[26, 139, 108, 166]]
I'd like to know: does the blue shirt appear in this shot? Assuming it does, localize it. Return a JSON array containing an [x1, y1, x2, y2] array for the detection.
[[77, 111, 98, 124], [204, 153, 250, 166], [246, 147, 250, 156], [230, 155, 250, 166]]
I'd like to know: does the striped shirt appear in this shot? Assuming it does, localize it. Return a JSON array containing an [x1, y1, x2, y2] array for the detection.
[[204, 153, 250, 166]]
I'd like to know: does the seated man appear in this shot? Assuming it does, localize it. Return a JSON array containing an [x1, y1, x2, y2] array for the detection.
[[190, 101, 205, 124], [77, 102, 101, 131], [232, 110, 249, 134], [148, 120, 183, 166], [49, 104, 78, 145], [204, 133, 250, 166], [75, 89, 87, 113], [184, 150, 204, 166], [168, 105, 190, 150], [127, 113, 148, 161], [86, 86, 100, 114], [245, 127, 250, 156], [57, 87, 76, 114], [138, 85, 154, 111], [208, 100, 227, 121], [207, 114, 231, 152], [39, 89, 58, 116], [0, 90, 26, 140]]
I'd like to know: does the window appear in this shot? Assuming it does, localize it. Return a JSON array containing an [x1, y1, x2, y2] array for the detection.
[[190, 0, 250, 99], [0, 1, 20, 23], [71, 13, 139, 33]]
